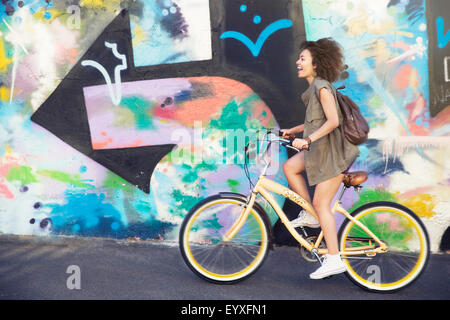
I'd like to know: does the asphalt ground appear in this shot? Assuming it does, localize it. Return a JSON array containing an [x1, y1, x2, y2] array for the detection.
[[0, 235, 448, 301]]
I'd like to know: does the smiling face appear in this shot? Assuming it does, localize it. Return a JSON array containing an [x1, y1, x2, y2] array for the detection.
[[296, 49, 316, 83]]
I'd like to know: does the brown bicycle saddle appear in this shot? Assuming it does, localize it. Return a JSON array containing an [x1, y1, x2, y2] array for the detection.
[[343, 171, 368, 187]]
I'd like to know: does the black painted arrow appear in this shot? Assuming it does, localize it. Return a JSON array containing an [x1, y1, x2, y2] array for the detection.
[[31, 10, 174, 194], [31, 3, 306, 194]]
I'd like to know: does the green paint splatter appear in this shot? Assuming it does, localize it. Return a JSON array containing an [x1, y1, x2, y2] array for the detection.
[[346, 210, 414, 251], [171, 189, 201, 217], [209, 94, 260, 131], [119, 95, 155, 130], [180, 162, 218, 184], [247, 118, 264, 130], [182, 171, 198, 183], [135, 199, 153, 217], [208, 95, 266, 165], [37, 170, 94, 189], [368, 95, 383, 109], [350, 189, 398, 212], [201, 215, 222, 231], [196, 162, 218, 172], [209, 99, 247, 131], [6, 165, 38, 185], [227, 179, 240, 193], [103, 171, 135, 193]]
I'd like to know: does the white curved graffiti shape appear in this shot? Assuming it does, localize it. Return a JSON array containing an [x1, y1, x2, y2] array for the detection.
[[81, 41, 127, 106]]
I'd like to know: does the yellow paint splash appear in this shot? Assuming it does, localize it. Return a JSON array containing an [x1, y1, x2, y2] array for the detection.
[[0, 37, 13, 73], [80, 0, 104, 8], [80, 0, 121, 9], [131, 22, 146, 45], [345, 8, 396, 37], [391, 30, 414, 38], [113, 107, 135, 127], [0, 86, 11, 101], [361, 39, 391, 67], [399, 193, 437, 219], [32, 9, 61, 23]]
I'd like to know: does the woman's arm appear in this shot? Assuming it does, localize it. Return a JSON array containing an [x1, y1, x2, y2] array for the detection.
[[290, 124, 305, 134], [307, 88, 339, 143], [281, 124, 304, 139], [291, 88, 339, 150]]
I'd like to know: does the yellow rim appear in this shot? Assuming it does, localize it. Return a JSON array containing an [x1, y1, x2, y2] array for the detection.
[[184, 199, 268, 281], [342, 206, 427, 290]]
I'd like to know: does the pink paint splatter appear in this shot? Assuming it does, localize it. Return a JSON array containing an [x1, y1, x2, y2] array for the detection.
[[0, 182, 14, 199], [0, 155, 20, 177], [405, 94, 429, 135], [376, 213, 403, 231], [393, 64, 413, 90]]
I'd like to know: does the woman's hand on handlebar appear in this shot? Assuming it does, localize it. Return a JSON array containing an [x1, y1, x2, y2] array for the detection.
[[280, 128, 295, 139], [292, 138, 310, 150]]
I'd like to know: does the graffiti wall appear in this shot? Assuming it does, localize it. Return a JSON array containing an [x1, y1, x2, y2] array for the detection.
[[0, 0, 448, 252]]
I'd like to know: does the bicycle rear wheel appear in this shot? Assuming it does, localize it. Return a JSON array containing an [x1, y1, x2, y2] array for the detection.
[[179, 195, 270, 284], [338, 201, 429, 292]]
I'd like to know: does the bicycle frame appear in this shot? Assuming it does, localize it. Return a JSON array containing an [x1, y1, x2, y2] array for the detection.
[[222, 175, 388, 256]]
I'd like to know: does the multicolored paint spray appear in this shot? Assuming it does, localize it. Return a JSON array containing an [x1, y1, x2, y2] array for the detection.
[[0, 0, 448, 252], [302, 0, 450, 251]]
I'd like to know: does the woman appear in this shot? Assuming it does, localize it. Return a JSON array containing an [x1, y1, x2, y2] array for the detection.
[[281, 38, 359, 279]]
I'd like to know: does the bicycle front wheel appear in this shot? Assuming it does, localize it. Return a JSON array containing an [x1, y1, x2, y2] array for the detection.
[[338, 201, 430, 292], [179, 195, 270, 284]]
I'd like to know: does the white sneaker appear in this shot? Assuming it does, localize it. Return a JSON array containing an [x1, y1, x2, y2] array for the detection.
[[309, 254, 347, 279], [290, 210, 320, 228]]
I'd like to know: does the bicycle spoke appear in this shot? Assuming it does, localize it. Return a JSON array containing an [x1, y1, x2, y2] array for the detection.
[[387, 249, 420, 257], [229, 245, 254, 269], [229, 242, 259, 259], [388, 254, 414, 275], [197, 244, 221, 269]]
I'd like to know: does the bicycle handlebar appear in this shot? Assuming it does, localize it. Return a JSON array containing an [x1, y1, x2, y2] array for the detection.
[[243, 129, 307, 184], [266, 129, 309, 152]]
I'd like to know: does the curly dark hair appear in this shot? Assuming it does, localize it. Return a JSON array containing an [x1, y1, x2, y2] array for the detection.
[[299, 38, 345, 83]]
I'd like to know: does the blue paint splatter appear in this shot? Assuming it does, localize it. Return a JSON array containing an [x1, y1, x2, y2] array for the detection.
[[47, 192, 122, 232], [358, 145, 369, 161], [253, 16, 261, 24], [111, 221, 120, 230], [240, 4, 247, 12], [43, 11, 52, 20], [436, 17, 450, 49], [220, 19, 293, 57]]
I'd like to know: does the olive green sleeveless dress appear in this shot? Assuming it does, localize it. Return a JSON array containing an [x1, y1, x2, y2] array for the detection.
[[301, 77, 360, 186]]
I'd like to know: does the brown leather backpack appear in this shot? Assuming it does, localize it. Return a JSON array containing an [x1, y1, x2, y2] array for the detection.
[[336, 86, 369, 145]]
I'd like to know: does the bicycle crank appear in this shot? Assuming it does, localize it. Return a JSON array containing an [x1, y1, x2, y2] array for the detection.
[[299, 236, 326, 263]]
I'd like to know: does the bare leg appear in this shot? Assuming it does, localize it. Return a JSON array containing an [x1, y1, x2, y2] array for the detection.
[[282, 152, 311, 204], [312, 174, 344, 255]]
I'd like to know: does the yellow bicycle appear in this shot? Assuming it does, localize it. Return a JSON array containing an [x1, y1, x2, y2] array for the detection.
[[179, 130, 430, 292]]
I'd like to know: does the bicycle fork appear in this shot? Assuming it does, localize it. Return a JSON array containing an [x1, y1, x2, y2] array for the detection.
[[222, 192, 257, 242]]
